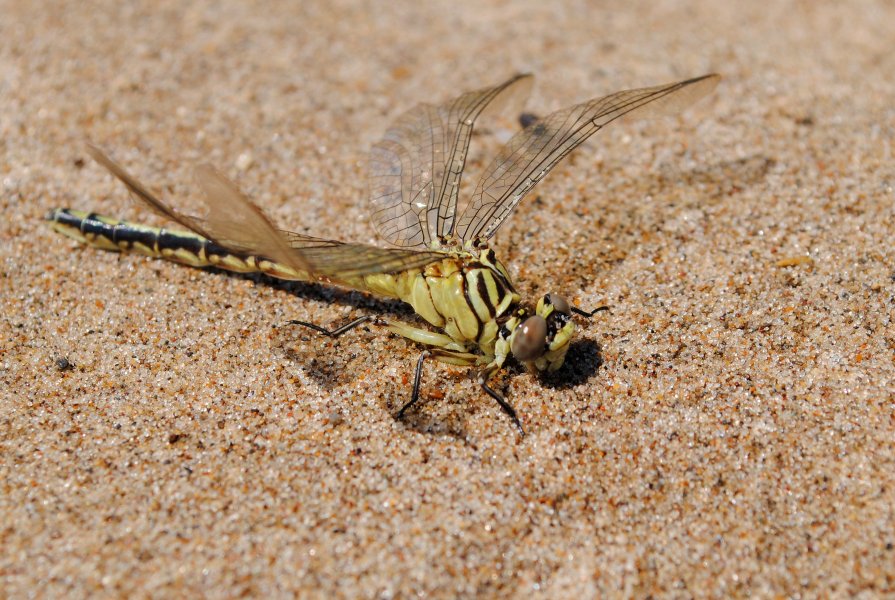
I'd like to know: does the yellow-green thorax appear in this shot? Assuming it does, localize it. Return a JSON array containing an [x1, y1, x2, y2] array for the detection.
[[361, 249, 521, 357]]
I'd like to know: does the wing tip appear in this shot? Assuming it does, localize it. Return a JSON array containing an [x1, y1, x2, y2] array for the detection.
[[83, 141, 118, 173], [683, 73, 722, 95]]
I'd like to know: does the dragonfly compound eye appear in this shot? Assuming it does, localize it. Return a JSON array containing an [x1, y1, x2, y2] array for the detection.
[[546, 293, 571, 315], [512, 315, 548, 362]]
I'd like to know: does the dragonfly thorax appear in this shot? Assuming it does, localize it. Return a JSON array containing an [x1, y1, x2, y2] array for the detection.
[[428, 235, 491, 253], [390, 247, 519, 352]]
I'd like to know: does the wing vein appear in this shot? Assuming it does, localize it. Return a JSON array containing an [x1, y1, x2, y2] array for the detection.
[[455, 74, 720, 241]]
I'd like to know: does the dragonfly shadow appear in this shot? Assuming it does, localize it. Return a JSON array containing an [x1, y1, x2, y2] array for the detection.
[[272, 316, 416, 393], [275, 331, 376, 390], [257, 276, 419, 390], [278, 334, 493, 443], [395, 377, 523, 443], [540, 337, 603, 390], [396, 402, 482, 442], [210, 267, 416, 320], [649, 154, 776, 199]]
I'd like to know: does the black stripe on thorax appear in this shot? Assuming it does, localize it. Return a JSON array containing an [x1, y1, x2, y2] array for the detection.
[[475, 270, 496, 318], [477, 251, 517, 294], [458, 269, 482, 341]]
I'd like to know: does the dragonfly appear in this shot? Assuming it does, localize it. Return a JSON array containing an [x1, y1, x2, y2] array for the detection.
[[48, 72, 719, 434]]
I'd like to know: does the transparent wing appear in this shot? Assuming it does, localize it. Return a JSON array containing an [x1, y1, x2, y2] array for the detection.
[[455, 74, 721, 242], [368, 73, 533, 247], [87, 144, 312, 273], [279, 231, 446, 279], [88, 145, 445, 278], [87, 144, 214, 240]]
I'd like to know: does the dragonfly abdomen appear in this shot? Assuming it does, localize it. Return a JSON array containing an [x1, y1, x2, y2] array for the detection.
[[48, 208, 312, 280]]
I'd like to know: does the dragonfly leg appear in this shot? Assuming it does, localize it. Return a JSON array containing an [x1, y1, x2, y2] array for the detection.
[[477, 363, 525, 436], [572, 305, 610, 318], [397, 348, 480, 419], [399, 350, 431, 419], [288, 315, 378, 337], [293, 314, 473, 354], [383, 320, 470, 353]]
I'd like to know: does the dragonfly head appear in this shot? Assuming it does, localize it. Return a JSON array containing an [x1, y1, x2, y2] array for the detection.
[[508, 293, 576, 373]]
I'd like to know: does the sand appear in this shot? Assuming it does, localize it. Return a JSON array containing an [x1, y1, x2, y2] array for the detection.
[[2, 0, 894, 597]]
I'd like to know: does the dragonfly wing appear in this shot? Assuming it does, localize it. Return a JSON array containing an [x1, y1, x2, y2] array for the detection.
[[88, 145, 446, 281], [281, 230, 447, 279], [455, 74, 720, 242], [87, 144, 215, 240], [368, 73, 533, 247], [88, 144, 312, 272], [192, 165, 315, 272]]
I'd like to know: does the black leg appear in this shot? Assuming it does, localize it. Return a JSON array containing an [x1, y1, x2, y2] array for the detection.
[[397, 350, 430, 418], [288, 315, 376, 337], [572, 305, 610, 318], [480, 379, 525, 436]]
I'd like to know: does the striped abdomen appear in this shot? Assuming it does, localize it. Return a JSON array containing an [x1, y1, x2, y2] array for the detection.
[[49, 208, 334, 284]]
